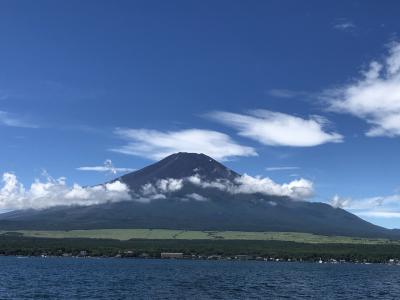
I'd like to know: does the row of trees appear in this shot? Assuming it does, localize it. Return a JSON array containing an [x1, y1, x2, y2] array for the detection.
[[1, 236, 400, 263]]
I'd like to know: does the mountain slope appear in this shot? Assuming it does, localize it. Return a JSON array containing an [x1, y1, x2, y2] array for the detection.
[[0, 152, 397, 238], [115, 152, 239, 189]]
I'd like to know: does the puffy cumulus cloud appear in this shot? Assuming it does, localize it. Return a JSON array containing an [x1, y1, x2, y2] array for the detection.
[[121, 172, 314, 202], [156, 178, 183, 193], [330, 194, 400, 219], [184, 193, 208, 202], [137, 178, 184, 201], [325, 42, 400, 137], [111, 128, 257, 161], [187, 174, 314, 200], [330, 194, 351, 209], [0, 172, 131, 210], [233, 175, 314, 200], [208, 110, 343, 147], [141, 174, 313, 201], [136, 180, 208, 202], [187, 175, 229, 191], [77, 159, 135, 174]]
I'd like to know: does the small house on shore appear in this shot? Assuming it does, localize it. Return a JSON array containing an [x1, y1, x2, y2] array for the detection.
[[161, 252, 184, 259]]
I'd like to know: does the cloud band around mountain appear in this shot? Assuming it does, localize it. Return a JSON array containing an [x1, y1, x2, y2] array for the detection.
[[0, 171, 314, 211]]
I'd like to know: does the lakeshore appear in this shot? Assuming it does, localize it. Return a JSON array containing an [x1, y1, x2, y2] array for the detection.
[[1, 233, 400, 264], [8, 253, 400, 266]]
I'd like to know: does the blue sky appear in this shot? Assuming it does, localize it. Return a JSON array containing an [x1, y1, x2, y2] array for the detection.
[[1, 0, 400, 228]]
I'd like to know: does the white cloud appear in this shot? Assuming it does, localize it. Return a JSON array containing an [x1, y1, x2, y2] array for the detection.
[[134, 178, 185, 202], [186, 174, 226, 189], [330, 194, 400, 219], [141, 173, 314, 201], [156, 178, 183, 193], [184, 193, 208, 202], [187, 174, 314, 200], [233, 174, 314, 200], [111, 128, 257, 161], [330, 194, 351, 209], [325, 42, 400, 137], [77, 159, 135, 174], [126, 174, 313, 202], [266, 166, 300, 171], [0, 170, 314, 211], [0, 172, 131, 210], [333, 20, 356, 32], [208, 110, 343, 147], [0, 111, 38, 128]]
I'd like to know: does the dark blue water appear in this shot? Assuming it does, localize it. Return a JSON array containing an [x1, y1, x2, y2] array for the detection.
[[0, 257, 399, 299]]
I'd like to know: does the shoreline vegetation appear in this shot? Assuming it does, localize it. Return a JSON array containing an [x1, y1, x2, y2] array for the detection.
[[1, 229, 400, 264], [2, 229, 400, 244]]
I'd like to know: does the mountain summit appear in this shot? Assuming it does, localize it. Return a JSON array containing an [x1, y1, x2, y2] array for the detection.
[[0, 152, 398, 238], [116, 152, 238, 190]]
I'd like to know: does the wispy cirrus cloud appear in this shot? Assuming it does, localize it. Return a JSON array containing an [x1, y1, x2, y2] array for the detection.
[[333, 19, 356, 32], [324, 41, 400, 137], [208, 110, 343, 147], [0, 111, 38, 128], [77, 160, 135, 174], [111, 128, 257, 161], [266, 166, 300, 171]]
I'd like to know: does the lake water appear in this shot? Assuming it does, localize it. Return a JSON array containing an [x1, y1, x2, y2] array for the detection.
[[0, 257, 399, 299]]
